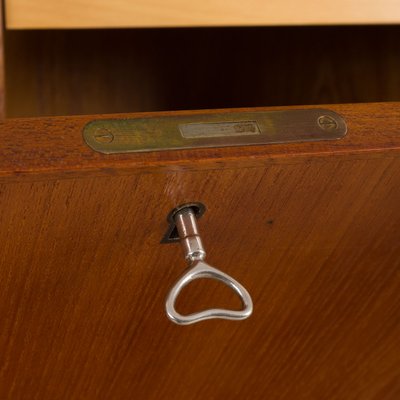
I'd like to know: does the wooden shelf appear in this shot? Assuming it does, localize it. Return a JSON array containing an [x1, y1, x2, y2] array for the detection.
[[5, 0, 400, 29]]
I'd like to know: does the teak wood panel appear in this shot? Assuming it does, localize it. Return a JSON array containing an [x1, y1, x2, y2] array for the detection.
[[0, 103, 399, 399], [1, 103, 400, 182], [5, 0, 400, 29]]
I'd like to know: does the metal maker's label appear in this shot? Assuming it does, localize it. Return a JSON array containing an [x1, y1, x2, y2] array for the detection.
[[179, 121, 261, 139], [83, 109, 347, 154]]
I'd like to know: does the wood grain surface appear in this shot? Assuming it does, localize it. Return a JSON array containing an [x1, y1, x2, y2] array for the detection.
[[4, 27, 400, 118], [0, 103, 400, 182], [4, 0, 400, 29], [0, 102, 399, 399]]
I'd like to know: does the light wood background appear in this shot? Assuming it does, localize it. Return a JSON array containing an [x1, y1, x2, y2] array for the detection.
[[5, 0, 400, 29]]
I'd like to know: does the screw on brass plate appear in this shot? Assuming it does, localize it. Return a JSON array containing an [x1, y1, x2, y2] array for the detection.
[[94, 128, 114, 143], [318, 115, 338, 131]]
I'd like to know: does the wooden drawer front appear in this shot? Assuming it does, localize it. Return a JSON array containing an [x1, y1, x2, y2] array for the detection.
[[0, 103, 400, 399], [5, 0, 400, 29]]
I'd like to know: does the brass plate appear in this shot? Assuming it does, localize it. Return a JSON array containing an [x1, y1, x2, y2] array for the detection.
[[83, 109, 347, 154]]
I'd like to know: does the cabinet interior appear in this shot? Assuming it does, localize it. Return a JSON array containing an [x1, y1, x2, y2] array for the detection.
[[4, 25, 400, 118]]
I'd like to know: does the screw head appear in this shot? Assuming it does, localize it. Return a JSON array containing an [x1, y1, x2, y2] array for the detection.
[[94, 128, 114, 143], [318, 115, 338, 131]]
